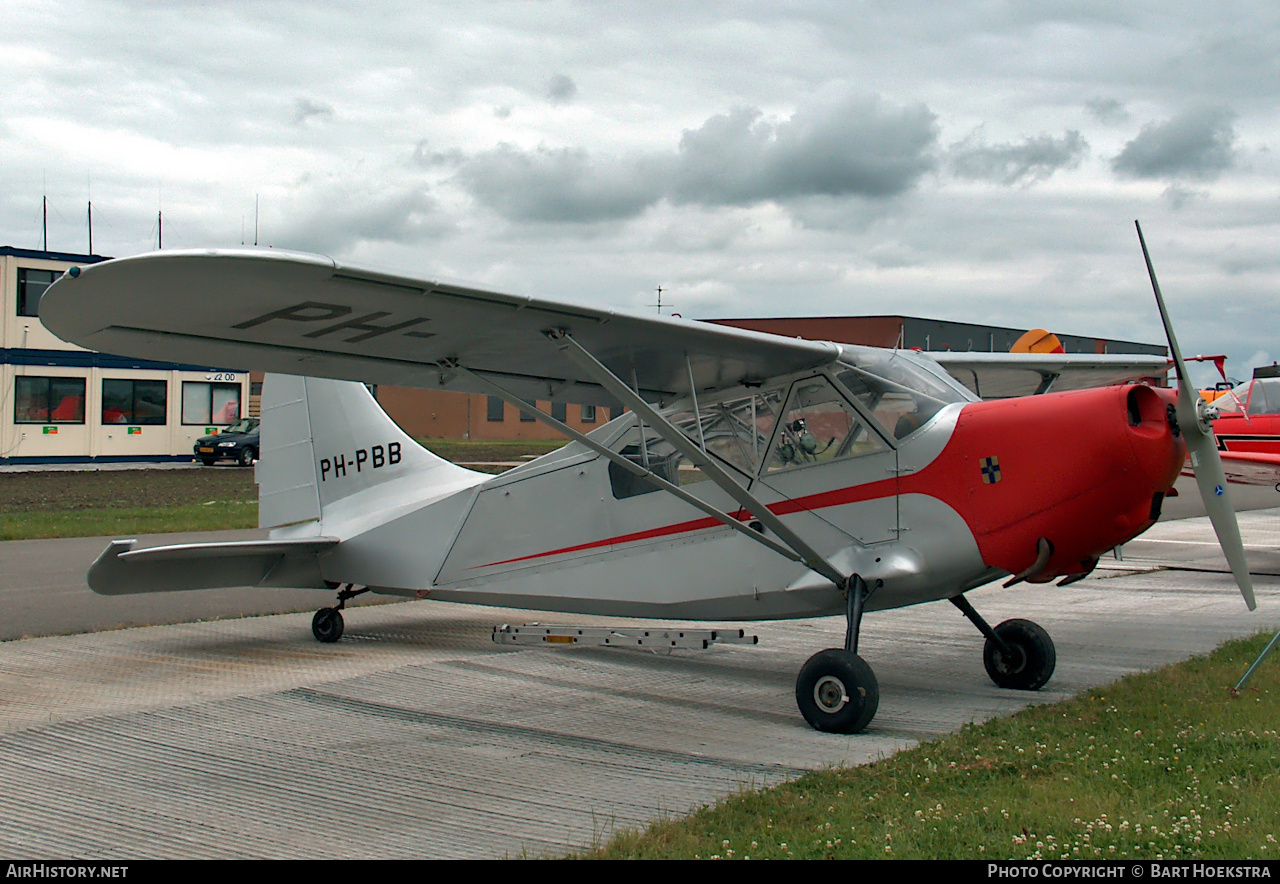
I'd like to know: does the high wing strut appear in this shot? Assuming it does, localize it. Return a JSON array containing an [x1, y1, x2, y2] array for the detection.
[[548, 330, 850, 589], [1034, 371, 1061, 396], [447, 361, 807, 566]]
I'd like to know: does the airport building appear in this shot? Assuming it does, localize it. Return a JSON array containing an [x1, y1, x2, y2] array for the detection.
[[1, 247, 252, 464]]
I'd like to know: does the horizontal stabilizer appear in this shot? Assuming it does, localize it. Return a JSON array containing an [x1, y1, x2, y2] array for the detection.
[[89, 537, 339, 595]]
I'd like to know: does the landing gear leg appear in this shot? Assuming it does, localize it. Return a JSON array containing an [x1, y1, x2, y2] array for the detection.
[[950, 595, 1056, 691], [796, 575, 880, 734], [311, 584, 369, 643]]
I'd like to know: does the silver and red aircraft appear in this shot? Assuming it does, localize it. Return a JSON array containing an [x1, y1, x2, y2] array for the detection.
[[39, 222, 1256, 734]]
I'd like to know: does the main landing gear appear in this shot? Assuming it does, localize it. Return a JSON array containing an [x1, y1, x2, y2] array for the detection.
[[950, 595, 1056, 691], [311, 584, 368, 643], [795, 582, 1058, 735], [796, 575, 880, 734]]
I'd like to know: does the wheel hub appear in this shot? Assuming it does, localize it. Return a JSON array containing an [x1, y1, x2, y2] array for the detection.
[[993, 643, 1027, 675], [813, 675, 849, 713]]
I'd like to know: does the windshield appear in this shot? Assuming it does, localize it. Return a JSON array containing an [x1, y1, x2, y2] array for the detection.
[[1216, 378, 1280, 416], [834, 346, 976, 439], [224, 418, 259, 434]]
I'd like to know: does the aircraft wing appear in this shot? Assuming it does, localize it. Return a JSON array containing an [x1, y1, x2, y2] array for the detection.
[[41, 249, 842, 405], [926, 351, 1169, 399]]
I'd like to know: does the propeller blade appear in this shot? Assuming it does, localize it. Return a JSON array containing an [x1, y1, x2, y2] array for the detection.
[[1136, 220, 1256, 611]]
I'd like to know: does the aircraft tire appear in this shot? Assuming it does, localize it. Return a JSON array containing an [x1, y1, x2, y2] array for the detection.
[[983, 619, 1055, 691], [312, 607, 344, 643], [795, 649, 879, 734]]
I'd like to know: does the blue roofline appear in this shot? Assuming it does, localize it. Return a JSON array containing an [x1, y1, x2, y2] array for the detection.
[[0, 246, 110, 264]]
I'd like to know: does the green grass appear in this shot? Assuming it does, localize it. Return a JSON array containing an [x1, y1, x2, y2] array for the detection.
[[0, 501, 259, 540], [419, 438, 567, 463], [0, 440, 564, 541], [581, 632, 1280, 860]]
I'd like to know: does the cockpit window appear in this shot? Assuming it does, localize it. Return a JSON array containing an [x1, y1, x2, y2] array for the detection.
[[607, 388, 785, 499], [765, 376, 889, 474], [835, 347, 974, 440], [1215, 379, 1280, 416]]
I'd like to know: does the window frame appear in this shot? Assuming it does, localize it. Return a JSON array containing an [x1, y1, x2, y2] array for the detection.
[[102, 378, 168, 426], [14, 375, 87, 424], [16, 268, 59, 318], [181, 380, 243, 426], [486, 395, 506, 422]]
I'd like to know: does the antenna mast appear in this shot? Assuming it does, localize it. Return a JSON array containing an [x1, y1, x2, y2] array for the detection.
[[652, 285, 666, 315], [42, 195, 48, 252], [88, 201, 93, 255]]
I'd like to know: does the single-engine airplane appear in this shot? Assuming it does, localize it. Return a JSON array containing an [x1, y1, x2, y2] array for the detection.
[[38, 221, 1256, 733]]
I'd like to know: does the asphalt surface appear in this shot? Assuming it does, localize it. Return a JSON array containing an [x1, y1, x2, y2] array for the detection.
[[0, 512, 1277, 858]]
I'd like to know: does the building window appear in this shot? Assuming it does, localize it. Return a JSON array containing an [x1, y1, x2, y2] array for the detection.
[[15, 376, 85, 423], [551, 401, 567, 422], [182, 381, 241, 425], [17, 268, 59, 317], [102, 379, 167, 425], [519, 399, 537, 422], [581, 404, 596, 423], [486, 396, 505, 422]]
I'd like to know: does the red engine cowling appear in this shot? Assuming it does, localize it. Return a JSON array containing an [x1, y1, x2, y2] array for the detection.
[[903, 384, 1183, 582]]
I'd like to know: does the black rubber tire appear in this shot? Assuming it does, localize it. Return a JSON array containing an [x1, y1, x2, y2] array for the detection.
[[199, 457, 216, 466], [239, 447, 255, 467], [312, 607, 344, 643], [795, 649, 879, 734], [983, 618, 1056, 690]]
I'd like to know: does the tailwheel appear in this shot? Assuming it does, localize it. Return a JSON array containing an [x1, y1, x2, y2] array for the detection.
[[311, 606, 345, 643], [795, 649, 879, 734], [982, 618, 1056, 691]]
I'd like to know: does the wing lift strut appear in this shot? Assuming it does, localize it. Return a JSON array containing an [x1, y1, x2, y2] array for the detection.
[[441, 330, 885, 733]]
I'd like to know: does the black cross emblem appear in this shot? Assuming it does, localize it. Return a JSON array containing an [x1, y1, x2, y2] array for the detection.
[[980, 456, 1001, 484]]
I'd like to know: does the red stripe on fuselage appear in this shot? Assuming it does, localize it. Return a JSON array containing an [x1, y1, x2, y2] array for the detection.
[[473, 476, 901, 569]]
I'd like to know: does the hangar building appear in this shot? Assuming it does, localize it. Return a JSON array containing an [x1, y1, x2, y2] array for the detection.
[[378, 314, 1164, 439]]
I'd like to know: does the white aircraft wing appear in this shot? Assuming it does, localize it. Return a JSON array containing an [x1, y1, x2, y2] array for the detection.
[[926, 351, 1169, 399], [41, 249, 841, 404]]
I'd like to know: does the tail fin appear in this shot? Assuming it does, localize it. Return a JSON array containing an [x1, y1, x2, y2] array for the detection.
[[257, 374, 481, 529]]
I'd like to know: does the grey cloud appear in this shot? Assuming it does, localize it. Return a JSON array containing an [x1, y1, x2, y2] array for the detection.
[[494, 105, 513, 118], [456, 145, 662, 223], [1085, 98, 1129, 124], [545, 73, 577, 103], [412, 140, 465, 167], [948, 130, 1087, 185], [1112, 107, 1237, 180], [454, 94, 938, 224], [672, 95, 938, 204], [292, 97, 334, 126], [277, 187, 447, 253]]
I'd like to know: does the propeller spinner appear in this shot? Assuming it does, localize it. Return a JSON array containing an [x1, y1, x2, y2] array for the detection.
[[1136, 220, 1257, 611]]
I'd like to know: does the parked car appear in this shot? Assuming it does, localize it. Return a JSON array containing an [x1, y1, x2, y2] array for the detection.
[[194, 418, 260, 466]]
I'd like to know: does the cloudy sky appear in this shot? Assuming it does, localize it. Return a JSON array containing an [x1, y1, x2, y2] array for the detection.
[[4, 1, 1279, 383]]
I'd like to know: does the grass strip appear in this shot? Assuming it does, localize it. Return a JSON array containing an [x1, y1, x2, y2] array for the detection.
[[582, 631, 1280, 860], [0, 502, 258, 541]]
